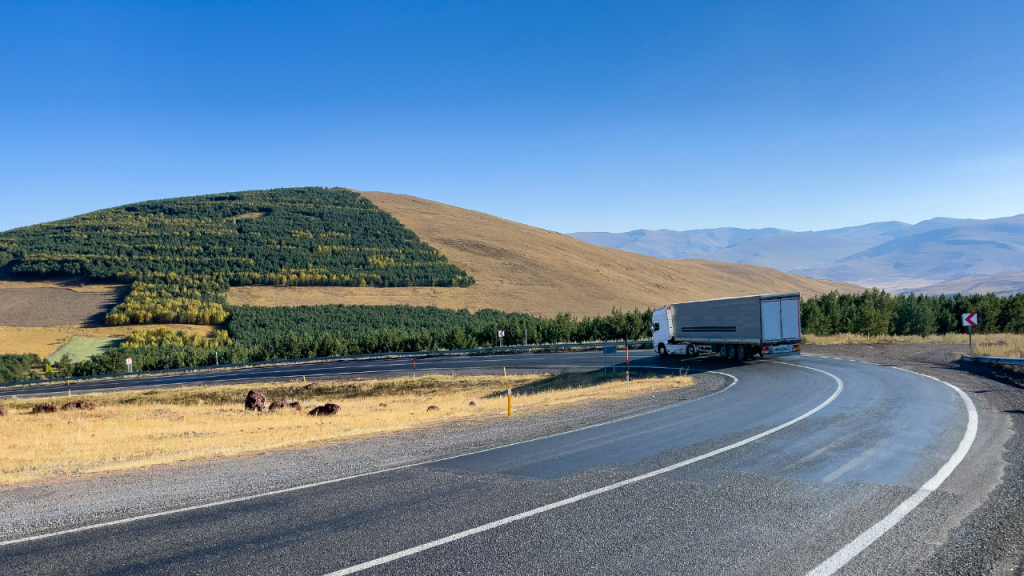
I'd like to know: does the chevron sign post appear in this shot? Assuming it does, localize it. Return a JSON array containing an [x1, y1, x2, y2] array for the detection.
[[962, 313, 978, 349]]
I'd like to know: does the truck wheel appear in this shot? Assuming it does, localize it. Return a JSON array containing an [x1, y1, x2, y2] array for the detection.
[[687, 344, 697, 357], [719, 345, 728, 359], [657, 343, 667, 357], [725, 345, 736, 360], [736, 345, 746, 362]]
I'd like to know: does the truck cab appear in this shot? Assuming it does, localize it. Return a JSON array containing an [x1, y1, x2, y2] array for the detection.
[[652, 306, 701, 357]]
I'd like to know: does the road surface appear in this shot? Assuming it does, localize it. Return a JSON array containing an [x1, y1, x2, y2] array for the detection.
[[1, 352, 991, 575]]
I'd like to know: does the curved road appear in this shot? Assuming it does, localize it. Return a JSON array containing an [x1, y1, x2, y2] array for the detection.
[[1, 353, 983, 575]]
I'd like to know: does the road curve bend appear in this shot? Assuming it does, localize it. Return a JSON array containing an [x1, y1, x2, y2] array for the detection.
[[1, 355, 978, 575]]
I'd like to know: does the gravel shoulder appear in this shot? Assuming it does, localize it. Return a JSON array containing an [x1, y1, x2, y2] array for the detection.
[[805, 343, 1024, 575], [0, 372, 729, 541]]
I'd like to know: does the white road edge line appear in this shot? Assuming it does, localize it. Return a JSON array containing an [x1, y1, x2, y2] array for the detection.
[[805, 367, 978, 576], [0, 370, 736, 547], [322, 363, 844, 575]]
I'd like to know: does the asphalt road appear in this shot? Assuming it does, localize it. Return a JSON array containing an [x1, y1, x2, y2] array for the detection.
[[0, 349, 653, 399], [0, 352, 987, 575]]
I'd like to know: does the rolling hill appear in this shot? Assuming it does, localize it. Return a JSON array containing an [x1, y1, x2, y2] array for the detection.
[[228, 191, 861, 317]]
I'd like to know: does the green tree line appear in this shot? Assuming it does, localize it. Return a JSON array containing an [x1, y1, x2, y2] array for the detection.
[[0, 354, 41, 382], [48, 306, 653, 378], [802, 289, 1024, 336]]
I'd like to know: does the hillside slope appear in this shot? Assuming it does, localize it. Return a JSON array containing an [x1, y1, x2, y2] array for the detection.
[[229, 192, 861, 317]]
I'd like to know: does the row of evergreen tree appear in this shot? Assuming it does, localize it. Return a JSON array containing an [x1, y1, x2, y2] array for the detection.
[[56, 307, 653, 377], [802, 289, 1024, 336], [0, 354, 41, 382]]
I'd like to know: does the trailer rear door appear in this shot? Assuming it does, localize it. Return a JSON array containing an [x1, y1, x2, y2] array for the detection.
[[781, 298, 801, 340], [761, 299, 782, 343]]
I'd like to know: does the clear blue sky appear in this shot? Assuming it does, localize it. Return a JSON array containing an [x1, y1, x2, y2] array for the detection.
[[1, 1, 1022, 234]]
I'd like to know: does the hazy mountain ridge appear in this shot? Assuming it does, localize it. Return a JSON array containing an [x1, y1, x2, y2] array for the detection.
[[570, 215, 1024, 294]]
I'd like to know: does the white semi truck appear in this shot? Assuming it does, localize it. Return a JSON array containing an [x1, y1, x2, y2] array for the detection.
[[651, 293, 802, 361]]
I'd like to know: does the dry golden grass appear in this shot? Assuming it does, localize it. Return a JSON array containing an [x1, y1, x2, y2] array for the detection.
[[0, 324, 216, 358], [804, 332, 1024, 357], [228, 191, 861, 318], [0, 372, 693, 486]]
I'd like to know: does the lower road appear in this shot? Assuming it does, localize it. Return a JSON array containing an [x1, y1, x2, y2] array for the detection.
[[1, 353, 987, 574], [0, 349, 644, 398]]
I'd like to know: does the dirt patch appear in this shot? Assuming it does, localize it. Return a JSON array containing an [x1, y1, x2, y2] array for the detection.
[[227, 191, 860, 318], [803, 342, 972, 366], [0, 285, 128, 327]]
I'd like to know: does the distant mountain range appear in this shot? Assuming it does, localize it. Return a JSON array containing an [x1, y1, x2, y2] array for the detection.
[[570, 215, 1024, 295]]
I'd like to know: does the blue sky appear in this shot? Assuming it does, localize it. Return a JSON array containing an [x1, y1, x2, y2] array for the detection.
[[1, 1, 1022, 233]]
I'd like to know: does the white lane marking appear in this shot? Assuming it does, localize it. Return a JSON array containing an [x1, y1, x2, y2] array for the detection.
[[0, 371, 736, 547], [323, 365, 844, 575], [805, 368, 978, 576]]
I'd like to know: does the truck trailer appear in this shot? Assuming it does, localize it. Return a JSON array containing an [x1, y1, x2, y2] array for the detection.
[[651, 293, 802, 361]]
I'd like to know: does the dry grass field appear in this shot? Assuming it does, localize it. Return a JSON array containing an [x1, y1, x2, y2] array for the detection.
[[228, 191, 861, 318], [804, 332, 1024, 357], [0, 324, 215, 358], [0, 371, 693, 486]]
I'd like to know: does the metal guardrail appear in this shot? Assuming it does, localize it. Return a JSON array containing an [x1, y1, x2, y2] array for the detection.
[[0, 340, 654, 389], [961, 354, 1024, 366]]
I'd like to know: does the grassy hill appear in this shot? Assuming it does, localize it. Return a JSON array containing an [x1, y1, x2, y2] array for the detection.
[[228, 191, 861, 317]]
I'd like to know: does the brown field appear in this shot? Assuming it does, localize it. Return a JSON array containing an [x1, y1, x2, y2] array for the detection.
[[0, 285, 128, 327], [0, 324, 215, 358], [228, 191, 862, 317], [0, 371, 693, 486]]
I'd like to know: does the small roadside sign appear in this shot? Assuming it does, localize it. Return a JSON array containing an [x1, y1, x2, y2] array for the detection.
[[125, 358, 132, 366], [963, 313, 978, 350], [603, 346, 617, 355], [498, 330, 505, 338]]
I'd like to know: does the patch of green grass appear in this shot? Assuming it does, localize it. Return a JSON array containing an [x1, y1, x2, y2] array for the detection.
[[48, 336, 122, 364]]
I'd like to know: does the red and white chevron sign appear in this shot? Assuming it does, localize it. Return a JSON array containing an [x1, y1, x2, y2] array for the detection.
[[962, 313, 978, 327]]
